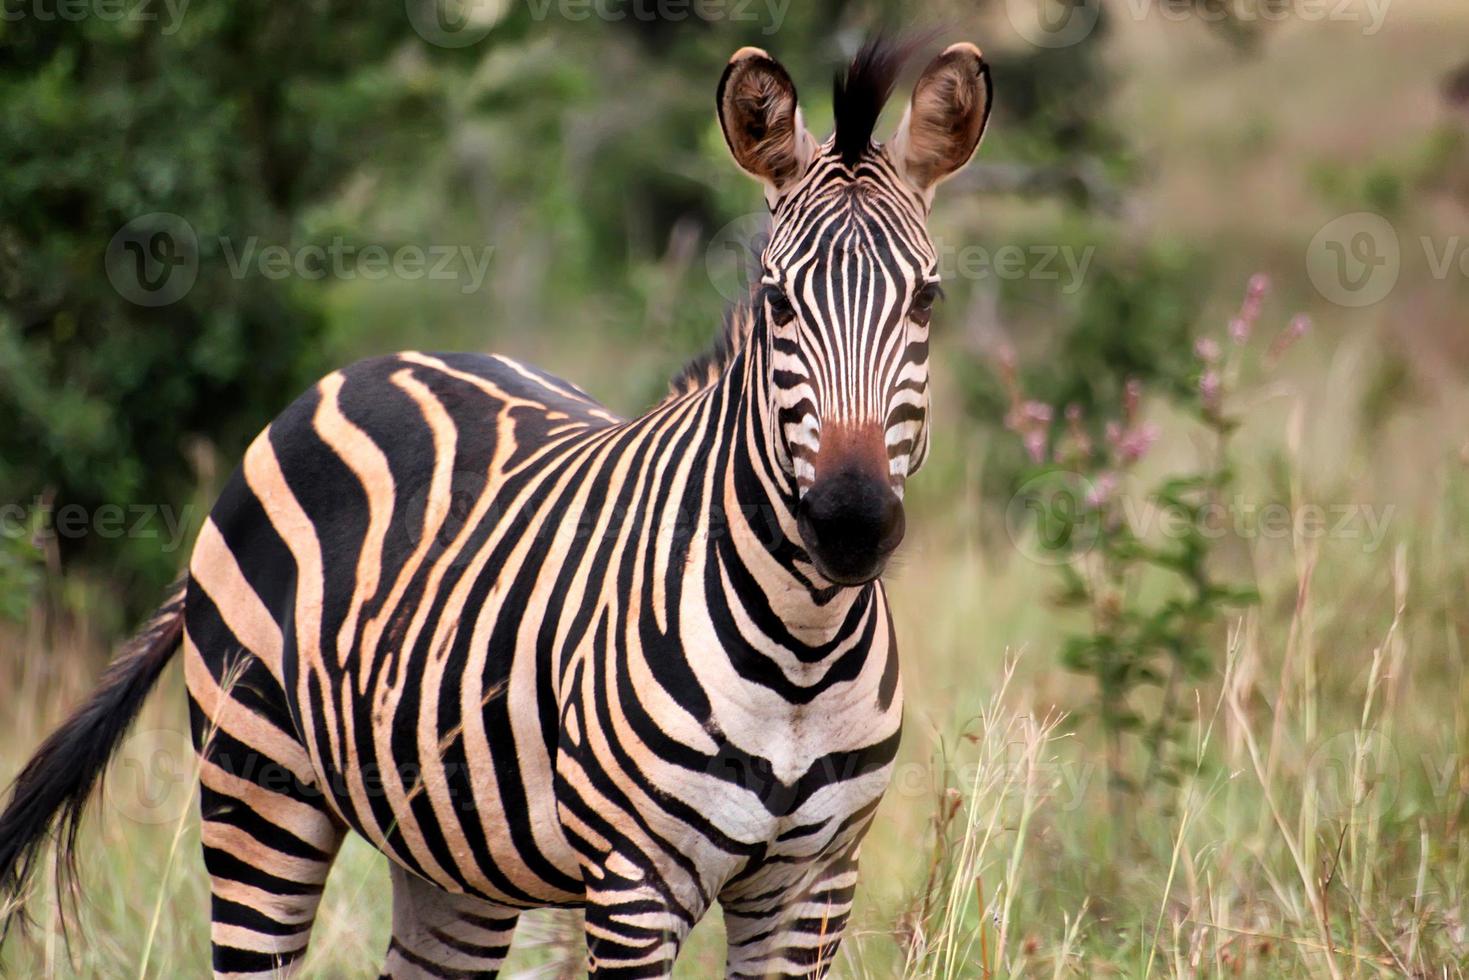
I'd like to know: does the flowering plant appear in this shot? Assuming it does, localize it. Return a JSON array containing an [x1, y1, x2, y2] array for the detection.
[[1001, 275, 1309, 797]]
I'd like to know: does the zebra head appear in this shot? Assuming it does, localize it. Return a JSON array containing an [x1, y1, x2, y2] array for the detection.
[[717, 40, 993, 586]]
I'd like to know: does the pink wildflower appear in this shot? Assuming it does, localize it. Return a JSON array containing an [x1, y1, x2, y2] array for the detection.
[[1063, 403, 1092, 459], [1086, 472, 1119, 508], [1024, 429, 1047, 465], [1199, 369, 1222, 414], [1022, 401, 1053, 425], [1233, 273, 1271, 343], [1194, 337, 1221, 362], [1268, 313, 1312, 361], [1116, 422, 1159, 464]]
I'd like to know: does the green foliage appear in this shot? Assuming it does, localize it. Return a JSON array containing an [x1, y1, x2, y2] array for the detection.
[[1, 1, 1137, 620], [0, 3, 461, 609], [0, 514, 43, 623], [1047, 462, 1259, 793], [956, 242, 1207, 499], [1000, 280, 1292, 799]]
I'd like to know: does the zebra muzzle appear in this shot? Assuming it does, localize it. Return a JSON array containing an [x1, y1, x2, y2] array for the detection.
[[796, 467, 905, 586]]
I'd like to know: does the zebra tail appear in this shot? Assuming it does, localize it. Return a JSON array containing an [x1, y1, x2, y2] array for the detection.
[[0, 575, 188, 940]]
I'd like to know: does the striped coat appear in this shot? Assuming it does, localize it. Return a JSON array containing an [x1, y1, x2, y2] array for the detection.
[[0, 38, 992, 979]]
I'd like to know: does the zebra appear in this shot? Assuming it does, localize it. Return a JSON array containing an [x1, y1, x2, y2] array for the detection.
[[0, 38, 991, 978]]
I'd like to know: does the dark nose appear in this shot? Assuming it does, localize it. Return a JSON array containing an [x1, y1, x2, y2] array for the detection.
[[796, 470, 905, 585]]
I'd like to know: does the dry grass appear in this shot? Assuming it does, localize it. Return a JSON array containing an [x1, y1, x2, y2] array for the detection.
[[6, 3, 1469, 977], [4, 438, 1469, 976], [7, 456, 1469, 978]]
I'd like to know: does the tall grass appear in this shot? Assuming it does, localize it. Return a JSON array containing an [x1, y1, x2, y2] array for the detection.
[[5, 408, 1469, 977], [7, 5, 1469, 971]]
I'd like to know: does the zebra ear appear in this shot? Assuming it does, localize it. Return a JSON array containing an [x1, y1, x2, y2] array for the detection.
[[717, 47, 817, 201], [889, 43, 992, 199]]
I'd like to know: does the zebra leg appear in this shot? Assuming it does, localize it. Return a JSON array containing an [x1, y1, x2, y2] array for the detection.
[[191, 651, 348, 977], [381, 863, 520, 979], [721, 853, 860, 979], [581, 858, 702, 978]]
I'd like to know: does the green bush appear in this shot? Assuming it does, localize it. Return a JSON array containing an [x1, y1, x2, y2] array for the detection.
[[0, 3, 454, 610]]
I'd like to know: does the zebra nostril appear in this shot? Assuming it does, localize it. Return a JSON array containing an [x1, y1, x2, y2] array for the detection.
[[796, 470, 905, 585], [876, 492, 905, 555]]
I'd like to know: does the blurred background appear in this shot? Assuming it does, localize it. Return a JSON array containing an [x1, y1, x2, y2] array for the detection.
[[3, 0, 1469, 975]]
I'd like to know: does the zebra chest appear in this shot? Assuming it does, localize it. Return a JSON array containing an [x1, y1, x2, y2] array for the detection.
[[624, 591, 904, 853], [712, 688, 895, 820]]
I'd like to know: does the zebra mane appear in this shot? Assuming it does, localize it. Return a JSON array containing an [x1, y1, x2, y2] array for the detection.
[[832, 36, 909, 166], [663, 291, 758, 403]]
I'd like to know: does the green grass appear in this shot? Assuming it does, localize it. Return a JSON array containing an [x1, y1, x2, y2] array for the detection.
[[5, 458, 1469, 977], [7, 2, 1469, 976]]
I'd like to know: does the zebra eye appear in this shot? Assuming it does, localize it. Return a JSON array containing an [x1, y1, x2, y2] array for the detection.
[[765, 288, 796, 327], [909, 283, 943, 325]]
